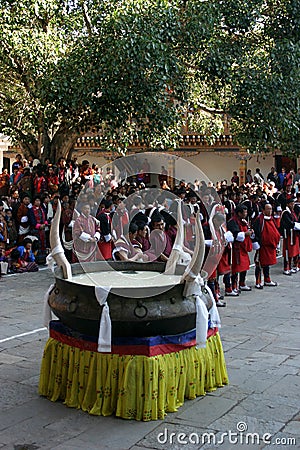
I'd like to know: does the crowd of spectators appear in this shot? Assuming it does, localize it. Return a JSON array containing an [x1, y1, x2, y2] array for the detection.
[[0, 153, 299, 309]]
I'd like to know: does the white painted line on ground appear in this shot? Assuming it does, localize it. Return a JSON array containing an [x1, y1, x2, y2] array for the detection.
[[0, 327, 47, 344]]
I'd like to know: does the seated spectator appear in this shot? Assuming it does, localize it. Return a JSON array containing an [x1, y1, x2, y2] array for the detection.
[[9, 238, 39, 273], [112, 222, 145, 261]]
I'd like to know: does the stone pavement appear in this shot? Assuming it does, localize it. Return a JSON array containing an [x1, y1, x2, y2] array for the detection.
[[0, 262, 299, 450]]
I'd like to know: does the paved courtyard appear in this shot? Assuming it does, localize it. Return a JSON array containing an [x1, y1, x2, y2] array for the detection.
[[0, 261, 299, 449]]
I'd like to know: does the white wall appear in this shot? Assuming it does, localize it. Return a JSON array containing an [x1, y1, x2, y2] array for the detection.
[[246, 153, 275, 179], [184, 151, 275, 185], [71, 150, 276, 186]]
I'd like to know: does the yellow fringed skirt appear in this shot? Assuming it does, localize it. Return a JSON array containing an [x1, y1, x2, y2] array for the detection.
[[39, 331, 228, 421]]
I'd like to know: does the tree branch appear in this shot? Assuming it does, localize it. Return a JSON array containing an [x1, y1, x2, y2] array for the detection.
[[80, 1, 92, 37]]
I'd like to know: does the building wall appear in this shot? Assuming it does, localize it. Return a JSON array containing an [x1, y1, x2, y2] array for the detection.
[[71, 149, 276, 186], [184, 151, 275, 185], [0, 135, 13, 171]]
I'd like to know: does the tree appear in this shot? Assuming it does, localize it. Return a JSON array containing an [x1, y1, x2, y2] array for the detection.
[[0, 0, 186, 161], [0, 0, 299, 162], [182, 0, 300, 155]]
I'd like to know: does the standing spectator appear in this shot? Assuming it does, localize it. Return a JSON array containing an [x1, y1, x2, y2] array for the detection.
[[112, 199, 129, 239], [0, 206, 8, 247], [105, 167, 113, 186], [277, 185, 293, 210], [17, 167, 33, 198], [294, 168, 300, 184], [73, 203, 101, 262], [284, 169, 294, 188], [57, 157, 70, 196], [227, 204, 254, 292], [246, 169, 253, 184], [280, 197, 300, 275], [46, 165, 59, 195], [92, 165, 102, 186], [6, 216, 18, 249], [0, 168, 10, 196], [267, 167, 277, 184], [97, 199, 114, 260], [16, 194, 32, 243], [80, 160, 94, 188], [253, 203, 281, 288], [9, 167, 23, 194], [33, 167, 47, 196], [231, 171, 239, 185], [253, 168, 264, 186], [277, 167, 286, 189], [28, 196, 49, 255], [12, 154, 23, 172]]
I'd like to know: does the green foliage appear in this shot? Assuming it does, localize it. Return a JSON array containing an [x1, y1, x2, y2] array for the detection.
[[0, 0, 299, 159]]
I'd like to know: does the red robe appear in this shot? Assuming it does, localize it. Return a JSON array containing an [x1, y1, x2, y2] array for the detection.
[[259, 218, 281, 266], [217, 245, 231, 275], [281, 208, 300, 259], [73, 213, 101, 262], [229, 218, 252, 273]]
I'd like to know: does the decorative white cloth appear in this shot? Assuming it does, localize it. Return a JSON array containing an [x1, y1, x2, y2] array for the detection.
[[79, 231, 92, 242], [183, 276, 221, 348], [204, 284, 221, 329], [195, 295, 208, 348], [46, 243, 65, 272], [43, 283, 55, 328], [95, 286, 112, 353], [236, 231, 245, 242], [252, 241, 260, 250], [224, 230, 234, 243]]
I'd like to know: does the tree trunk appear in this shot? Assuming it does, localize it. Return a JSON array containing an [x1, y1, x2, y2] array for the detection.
[[19, 124, 80, 163], [50, 129, 80, 163]]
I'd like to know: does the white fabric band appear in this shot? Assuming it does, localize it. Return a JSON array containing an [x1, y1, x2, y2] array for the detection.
[[236, 231, 245, 242], [195, 295, 208, 348], [80, 232, 92, 242], [95, 286, 112, 353], [205, 285, 221, 329], [46, 244, 65, 272]]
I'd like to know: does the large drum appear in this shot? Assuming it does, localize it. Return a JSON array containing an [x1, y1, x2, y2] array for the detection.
[[48, 261, 211, 337]]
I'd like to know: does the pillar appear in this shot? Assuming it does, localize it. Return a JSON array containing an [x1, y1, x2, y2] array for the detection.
[[239, 157, 247, 185]]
